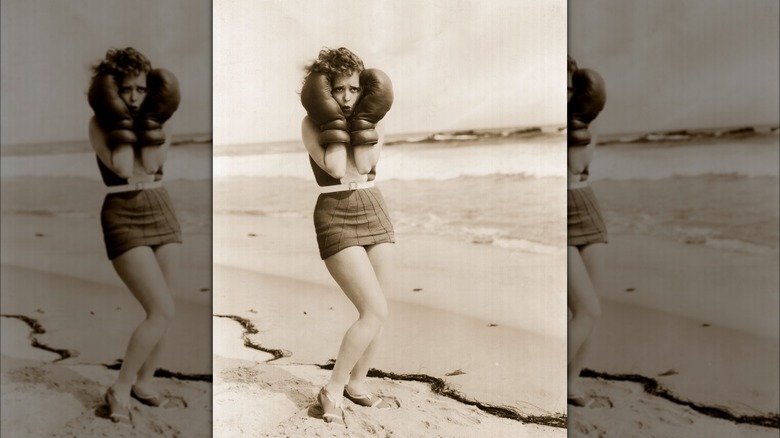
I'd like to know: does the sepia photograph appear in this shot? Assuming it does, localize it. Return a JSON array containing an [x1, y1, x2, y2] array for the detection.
[[212, 0, 568, 436], [567, 0, 779, 437], [1, 0, 213, 436]]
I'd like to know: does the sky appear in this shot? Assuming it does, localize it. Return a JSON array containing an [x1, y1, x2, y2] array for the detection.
[[570, 0, 779, 135], [3, 1, 775, 146], [213, 0, 567, 145], [0, 0, 212, 148]]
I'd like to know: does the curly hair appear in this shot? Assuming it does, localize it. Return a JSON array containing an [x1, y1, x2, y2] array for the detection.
[[568, 55, 578, 74], [304, 47, 364, 83], [90, 47, 152, 83]]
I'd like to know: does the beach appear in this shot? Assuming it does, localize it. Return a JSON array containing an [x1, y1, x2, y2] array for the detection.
[[568, 132, 780, 437], [2, 129, 777, 437], [212, 132, 570, 436], [211, 129, 780, 437], [1, 142, 213, 437]]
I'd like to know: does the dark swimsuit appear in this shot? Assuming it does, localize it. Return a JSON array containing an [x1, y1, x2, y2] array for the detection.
[[98, 157, 182, 260], [310, 156, 395, 260], [567, 165, 608, 247]]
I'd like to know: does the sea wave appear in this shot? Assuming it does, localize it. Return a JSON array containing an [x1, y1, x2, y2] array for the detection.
[[215, 138, 566, 181], [603, 197, 779, 256], [589, 135, 779, 180], [1, 146, 212, 182]]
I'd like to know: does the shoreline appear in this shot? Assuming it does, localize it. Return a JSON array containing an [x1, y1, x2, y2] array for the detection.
[[1, 207, 213, 436]]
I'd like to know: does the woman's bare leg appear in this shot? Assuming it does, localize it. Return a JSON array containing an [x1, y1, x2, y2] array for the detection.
[[347, 243, 392, 395], [134, 243, 181, 394], [568, 243, 605, 395], [110, 246, 176, 403], [323, 246, 389, 401]]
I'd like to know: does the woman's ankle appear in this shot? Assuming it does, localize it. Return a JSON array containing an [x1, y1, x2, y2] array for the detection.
[[324, 382, 345, 399], [133, 377, 155, 392], [345, 379, 369, 394], [110, 383, 132, 401]]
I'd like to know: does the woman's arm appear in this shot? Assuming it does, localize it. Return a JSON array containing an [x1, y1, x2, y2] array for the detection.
[[567, 120, 598, 177], [352, 120, 385, 174], [140, 121, 173, 174], [302, 116, 347, 179], [89, 117, 134, 179]]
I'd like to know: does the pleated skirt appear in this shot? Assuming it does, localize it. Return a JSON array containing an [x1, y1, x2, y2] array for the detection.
[[101, 187, 182, 260], [313, 186, 395, 260], [567, 186, 608, 247]]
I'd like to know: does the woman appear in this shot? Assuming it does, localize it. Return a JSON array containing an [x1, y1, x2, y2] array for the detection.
[[567, 54, 608, 408], [88, 47, 181, 423], [300, 47, 395, 427]]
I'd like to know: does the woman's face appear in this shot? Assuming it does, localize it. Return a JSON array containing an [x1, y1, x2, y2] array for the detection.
[[119, 72, 148, 115], [331, 72, 362, 117]]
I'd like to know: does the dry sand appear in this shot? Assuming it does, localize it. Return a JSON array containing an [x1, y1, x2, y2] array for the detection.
[[1, 213, 212, 437], [212, 212, 568, 437], [567, 234, 779, 437]]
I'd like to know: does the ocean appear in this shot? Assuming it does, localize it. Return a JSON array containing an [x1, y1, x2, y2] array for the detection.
[[590, 132, 779, 256], [213, 128, 778, 256], [214, 130, 568, 255], [0, 141, 213, 236], [3, 128, 778, 256]]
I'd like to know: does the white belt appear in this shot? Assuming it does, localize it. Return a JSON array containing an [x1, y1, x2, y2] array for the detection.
[[106, 180, 163, 193], [319, 180, 375, 193], [567, 180, 589, 190]]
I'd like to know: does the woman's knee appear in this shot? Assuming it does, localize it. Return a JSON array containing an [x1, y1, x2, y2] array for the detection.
[[571, 300, 601, 324], [589, 298, 603, 321], [360, 302, 388, 328], [147, 299, 176, 325]]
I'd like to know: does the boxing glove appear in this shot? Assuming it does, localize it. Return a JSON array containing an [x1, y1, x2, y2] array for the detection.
[[300, 73, 350, 148], [568, 119, 593, 146], [136, 69, 181, 147], [350, 69, 393, 146], [88, 74, 137, 149], [568, 68, 606, 146]]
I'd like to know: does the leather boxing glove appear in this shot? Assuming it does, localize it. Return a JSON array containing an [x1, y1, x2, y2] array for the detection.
[[350, 69, 393, 146], [300, 73, 350, 148], [568, 68, 606, 146], [136, 69, 181, 147], [88, 74, 137, 149]]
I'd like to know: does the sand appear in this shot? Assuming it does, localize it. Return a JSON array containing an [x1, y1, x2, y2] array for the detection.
[[1, 212, 212, 437], [3, 138, 777, 436], [566, 177, 779, 437], [213, 357, 562, 438], [212, 212, 568, 436]]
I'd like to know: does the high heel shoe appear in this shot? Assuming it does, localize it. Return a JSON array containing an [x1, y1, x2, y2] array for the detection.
[[105, 387, 132, 424], [318, 387, 346, 428]]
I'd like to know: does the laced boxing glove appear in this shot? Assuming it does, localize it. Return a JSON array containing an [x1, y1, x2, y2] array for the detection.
[[88, 74, 137, 149], [136, 69, 181, 147], [568, 68, 606, 146], [300, 73, 351, 148], [350, 69, 393, 146]]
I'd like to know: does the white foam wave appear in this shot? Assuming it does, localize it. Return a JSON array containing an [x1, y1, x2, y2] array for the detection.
[[214, 141, 566, 181], [1, 151, 211, 181], [492, 238, 564, 255], [588, 142, 779, 180], [698, 238, 778, 256]]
